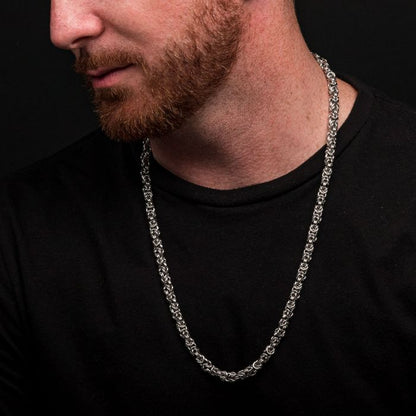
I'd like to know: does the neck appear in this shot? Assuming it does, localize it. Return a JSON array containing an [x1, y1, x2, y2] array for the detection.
[[150, 3, 357, 190]]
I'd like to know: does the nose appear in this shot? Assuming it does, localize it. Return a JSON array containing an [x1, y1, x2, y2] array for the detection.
[[50, 0, 104, 50]]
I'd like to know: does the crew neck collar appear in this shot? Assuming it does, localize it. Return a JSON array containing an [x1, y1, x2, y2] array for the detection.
[[129, 74, 374, 207]]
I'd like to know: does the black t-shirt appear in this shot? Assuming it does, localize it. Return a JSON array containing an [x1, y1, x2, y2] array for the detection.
[[1, 75, 416, 415]]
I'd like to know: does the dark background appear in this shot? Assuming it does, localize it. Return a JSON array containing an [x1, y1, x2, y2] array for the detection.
[[2, 0, 416, 178]]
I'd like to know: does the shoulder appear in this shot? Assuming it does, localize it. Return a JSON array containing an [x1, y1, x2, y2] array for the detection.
[[344, 73, 416, 142], [1, 129, 107, 191], [340, 74, 416, 180], [0, 129, 136, 207], [371, 87, 416, 137], [0, 129, 143, 243]]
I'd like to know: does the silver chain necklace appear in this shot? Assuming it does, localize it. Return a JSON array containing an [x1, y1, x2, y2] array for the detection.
[[139, 53, 339, 382]]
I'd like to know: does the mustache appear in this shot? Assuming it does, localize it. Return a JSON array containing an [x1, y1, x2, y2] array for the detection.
[[73, 50, 148, 74]]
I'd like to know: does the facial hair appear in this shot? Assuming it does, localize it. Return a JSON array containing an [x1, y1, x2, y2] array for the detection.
[[74, 0, 244, 142]]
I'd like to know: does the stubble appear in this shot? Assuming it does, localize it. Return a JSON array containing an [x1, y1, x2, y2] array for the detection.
[[74, 0, 245, 142]]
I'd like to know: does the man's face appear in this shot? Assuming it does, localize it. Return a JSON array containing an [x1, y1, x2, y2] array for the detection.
[[50, 0, 245, 141]]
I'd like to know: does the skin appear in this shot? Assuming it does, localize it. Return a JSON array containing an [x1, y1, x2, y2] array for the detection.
[[50, 0, 357, 190], [68, 1, 245, 143]]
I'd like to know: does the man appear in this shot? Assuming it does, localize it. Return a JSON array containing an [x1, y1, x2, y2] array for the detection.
[[1, 0, 415, 414]]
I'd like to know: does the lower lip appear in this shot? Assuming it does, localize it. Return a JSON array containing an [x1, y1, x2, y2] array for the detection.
[[90, 65, 134, 89]]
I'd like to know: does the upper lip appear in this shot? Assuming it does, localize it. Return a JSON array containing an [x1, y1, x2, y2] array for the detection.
[[86, 64, 131, 78]]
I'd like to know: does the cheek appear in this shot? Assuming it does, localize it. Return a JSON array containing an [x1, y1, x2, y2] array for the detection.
[[107, 1, 192, 48]]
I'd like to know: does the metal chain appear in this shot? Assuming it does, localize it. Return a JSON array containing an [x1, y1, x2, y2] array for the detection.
[[139, 53, 339, 382]]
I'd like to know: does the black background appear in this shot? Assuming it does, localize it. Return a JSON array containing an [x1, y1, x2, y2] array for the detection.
[[2, 0, 416, 178]]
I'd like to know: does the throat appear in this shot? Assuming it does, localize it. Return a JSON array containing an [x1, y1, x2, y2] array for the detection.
[[150, 107, 329, 191], [149, 59, 357, 190]]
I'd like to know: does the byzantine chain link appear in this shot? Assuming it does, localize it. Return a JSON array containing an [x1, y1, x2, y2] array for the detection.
[[139, 53, 339, 382]]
